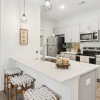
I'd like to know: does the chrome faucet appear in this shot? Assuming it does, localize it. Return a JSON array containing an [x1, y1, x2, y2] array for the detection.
[[42, 43, 51, 61]]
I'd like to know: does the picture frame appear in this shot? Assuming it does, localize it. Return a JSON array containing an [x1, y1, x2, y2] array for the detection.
[[20, 29, 28, 45]]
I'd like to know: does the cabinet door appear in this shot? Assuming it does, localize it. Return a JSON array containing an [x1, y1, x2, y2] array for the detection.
[[80, 22, 91, 33], [65, 26, 72, 43], [53, 27, 65, 35], [72, 24, 80, 42], [58, 27, 65, 35], [53, 28, 58, 35], [80, 56, 85, 62], [90, 19, 98, 32], [84, 56, 89, 63]]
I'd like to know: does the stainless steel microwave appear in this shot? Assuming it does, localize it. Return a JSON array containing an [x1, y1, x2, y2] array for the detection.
[[80, 33, 93, 42], [80, 32, 99, 42]]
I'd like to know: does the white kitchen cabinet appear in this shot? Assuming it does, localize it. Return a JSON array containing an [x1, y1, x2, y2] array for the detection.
[[53, 27, 65, 35], [80, 19, 98, 33], [84, 56, 89, 63], [80, 56, 85, 62], [90, 19, 98, 32], [80, 22, 91, 33], [72, 24, 80, 42], [65, 26, 72, 42], [65, 24, 80, 43]]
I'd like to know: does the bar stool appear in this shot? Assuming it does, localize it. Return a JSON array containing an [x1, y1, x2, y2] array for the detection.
[[4, 68, 23, 99], [9, 74, 36, 100], [23, 85, 61, 100]]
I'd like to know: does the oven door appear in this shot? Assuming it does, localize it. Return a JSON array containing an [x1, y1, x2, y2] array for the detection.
[[89, 56, 96, 64]]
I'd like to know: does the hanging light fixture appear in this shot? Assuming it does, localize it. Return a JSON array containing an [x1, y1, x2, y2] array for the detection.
[[21, 0, 27, 23], [43, 0, 52, 12]]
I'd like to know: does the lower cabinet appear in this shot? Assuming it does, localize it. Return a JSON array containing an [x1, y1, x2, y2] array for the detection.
[[79, 70, 96, 100], [96, 56, 100, 79], [80, 56, 89, 63]]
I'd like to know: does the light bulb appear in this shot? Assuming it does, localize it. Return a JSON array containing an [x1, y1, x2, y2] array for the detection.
[[43, 0, 52, 12], [45, 0, 51, 6], [21, 14, 27, 23]]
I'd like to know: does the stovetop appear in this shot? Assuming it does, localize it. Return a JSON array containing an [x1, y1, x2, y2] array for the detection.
[[76, 47, 100, 57]]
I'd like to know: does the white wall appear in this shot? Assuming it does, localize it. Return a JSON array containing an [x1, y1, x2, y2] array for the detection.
[[40, 18, 57, 55], [0, 0, 40, 90], [57, 9, 100, 50]]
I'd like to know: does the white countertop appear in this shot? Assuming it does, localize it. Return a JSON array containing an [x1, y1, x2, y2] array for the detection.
[[10, 55, 100, 83], [60, 51, 77, 55]]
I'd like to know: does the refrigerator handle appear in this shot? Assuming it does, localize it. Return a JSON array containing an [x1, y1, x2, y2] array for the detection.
[[55, 37, 58, 55]]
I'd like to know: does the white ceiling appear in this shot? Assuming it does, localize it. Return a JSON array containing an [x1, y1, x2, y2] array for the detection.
[[32, 0, 100, 21]]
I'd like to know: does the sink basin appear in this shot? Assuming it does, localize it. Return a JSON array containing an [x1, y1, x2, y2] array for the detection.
[[42, 58, 56, 63]]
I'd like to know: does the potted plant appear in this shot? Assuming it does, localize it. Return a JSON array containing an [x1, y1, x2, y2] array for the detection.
[[62, 43, 73, 52]]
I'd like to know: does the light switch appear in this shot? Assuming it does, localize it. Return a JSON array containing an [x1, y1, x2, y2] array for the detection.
[[86, 78, 91, 86]]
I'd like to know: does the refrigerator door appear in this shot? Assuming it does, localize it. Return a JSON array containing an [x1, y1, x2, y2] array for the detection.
[[47, 45, 57, 57], [47, 36, 58, 45]]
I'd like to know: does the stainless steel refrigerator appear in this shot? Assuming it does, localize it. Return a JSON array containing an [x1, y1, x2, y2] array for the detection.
[[47, 36, 64, 57]]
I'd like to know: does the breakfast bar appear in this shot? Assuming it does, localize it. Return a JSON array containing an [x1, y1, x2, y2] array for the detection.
[[9, 55, 100, 100]]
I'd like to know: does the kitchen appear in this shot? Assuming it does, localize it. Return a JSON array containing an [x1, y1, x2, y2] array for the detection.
[[1, 0, 100, 100]]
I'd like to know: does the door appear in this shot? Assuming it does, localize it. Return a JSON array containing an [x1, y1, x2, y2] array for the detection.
[[65, 26, 72, 42], [57, 37, 64, 54]]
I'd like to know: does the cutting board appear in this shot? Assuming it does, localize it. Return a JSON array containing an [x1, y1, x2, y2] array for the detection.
[[73, 44, 80, 52]]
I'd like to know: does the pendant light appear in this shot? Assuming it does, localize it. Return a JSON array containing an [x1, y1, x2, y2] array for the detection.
[[21, 0, 27, 23], [43, 0, 52, 12]]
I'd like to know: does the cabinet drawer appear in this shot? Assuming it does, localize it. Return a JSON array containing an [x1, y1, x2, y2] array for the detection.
[[96, 57, 100, 62], [80, 56, 85, 62]]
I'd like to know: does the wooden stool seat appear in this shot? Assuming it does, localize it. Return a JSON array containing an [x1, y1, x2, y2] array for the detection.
[[23, 85, 60, 100], [4, 68, 23, 100], [9, 74, 36, 100], [5, 68, 22, 75]]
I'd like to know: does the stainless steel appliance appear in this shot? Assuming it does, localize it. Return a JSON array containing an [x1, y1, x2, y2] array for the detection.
[[80, 33, 92, 42], [80, 31, 99, 42], [47, 36, 65, 57], [76, 47, 100, 64], [93, 32, 99, 41]]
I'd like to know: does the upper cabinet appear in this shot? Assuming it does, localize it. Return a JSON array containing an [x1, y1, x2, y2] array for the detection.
[[65, 26, 72, 42], [72, 24, 80, 42], [65, 24, 80, 43], [80, 19, 98, 33], [53, 27, 65, 35]]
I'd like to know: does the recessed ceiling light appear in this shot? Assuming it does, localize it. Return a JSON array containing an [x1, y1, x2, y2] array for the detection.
[[60, 5, 65, 9]]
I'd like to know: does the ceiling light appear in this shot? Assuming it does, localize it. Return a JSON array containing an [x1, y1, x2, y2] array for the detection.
[[43, 0, 52, 12], [21, 0, 27, 23], [60, 5, 65, 9]]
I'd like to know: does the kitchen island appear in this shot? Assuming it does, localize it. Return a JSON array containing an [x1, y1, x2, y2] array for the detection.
[[10, 55, 100, 100]]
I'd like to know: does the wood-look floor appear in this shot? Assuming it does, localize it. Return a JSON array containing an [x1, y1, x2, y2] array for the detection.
[[0, 82, 100, 100]]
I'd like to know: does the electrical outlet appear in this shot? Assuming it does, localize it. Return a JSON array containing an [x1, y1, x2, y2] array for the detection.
[[86, 78, 91, 86]]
